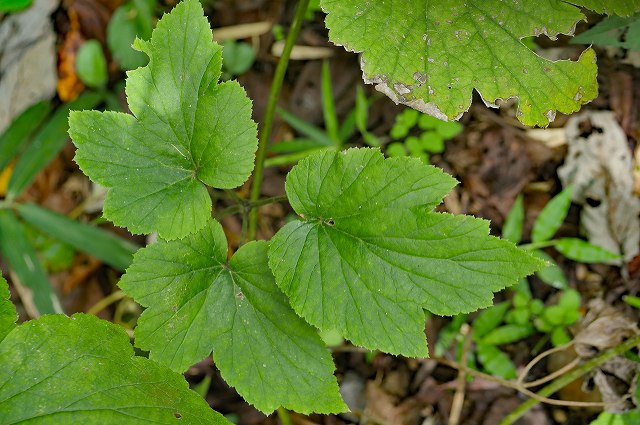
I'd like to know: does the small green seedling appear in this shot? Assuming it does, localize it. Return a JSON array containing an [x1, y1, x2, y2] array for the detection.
[[386, 108, 463, 162], [221, 39, 256, 79], [506, 186, 621, 290], [76, 40, 108, 89], [107, 0, 155, 70]]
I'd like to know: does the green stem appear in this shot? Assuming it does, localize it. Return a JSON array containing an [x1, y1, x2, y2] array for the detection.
[[276, 407, 293, 425], [518, 240, 557, 251], [499, 334, 640, 425], [215, 195, 289, 220], [87, 290, 126, 315], [264, 147, 333, 168], [247, 0, 311, 241]]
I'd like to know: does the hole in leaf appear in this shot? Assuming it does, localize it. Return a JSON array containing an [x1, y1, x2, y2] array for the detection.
[[586, 197, 601, 208], [174, 412, 182, 419], [578, 119, 603, 138]]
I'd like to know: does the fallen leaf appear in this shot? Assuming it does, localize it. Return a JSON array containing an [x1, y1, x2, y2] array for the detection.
[[57, 8, 85, 101], [0, 0, 58, 133], [558, 111, 640, 263]]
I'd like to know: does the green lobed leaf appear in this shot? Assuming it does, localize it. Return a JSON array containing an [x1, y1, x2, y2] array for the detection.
[[531, 186, 573, 243], [554, 238, 622, 263], [0, 274, 17, 342], [120, 220, 345, 414], [268, 148, 544, 357], [320, 1, 640, 126], [0, 314, 229, 424], [69, 0, 258, 240], [571, 0, 640, 16], [572, 15, 640, 50]]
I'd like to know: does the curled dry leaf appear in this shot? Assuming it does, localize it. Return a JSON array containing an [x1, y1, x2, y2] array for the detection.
[[558, 111, 640, 263], [574, 299, 640, 413], [0, 0, 58, 133]]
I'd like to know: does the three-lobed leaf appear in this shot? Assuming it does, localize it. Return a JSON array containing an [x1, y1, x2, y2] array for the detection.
[[322, 1, 640, 126], [0, 314, 229, 424], [69, 0, 258, 240], [268, 149, 544, 357], [120, 219, 345, 414]]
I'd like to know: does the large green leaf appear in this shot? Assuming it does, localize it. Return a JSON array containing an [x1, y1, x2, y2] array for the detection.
[[120, 220, 345, 414], [0, 274, 17, 342], [572, 0, 640, 16], [322, 1, 640, 126], [268, 148, 543, 357], [69, 0, 258, 240], [0, 314, 228, 424]]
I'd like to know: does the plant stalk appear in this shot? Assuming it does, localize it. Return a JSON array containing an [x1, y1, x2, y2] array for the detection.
[[498, 334, 640, 425], [247, 0, 311, 240], [215, 195, 288, 220]]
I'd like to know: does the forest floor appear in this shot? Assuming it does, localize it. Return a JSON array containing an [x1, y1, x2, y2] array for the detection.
[[1, 0, 639, 424]]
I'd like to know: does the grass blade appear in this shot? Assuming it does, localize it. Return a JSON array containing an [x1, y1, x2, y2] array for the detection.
[[321, 60, 340, 145], [0, 101, 51, 172], [0, 209, 62, 316], [277, 107, 334, 146], [7, 93, 102, 199], [17, 203, 139, 271]]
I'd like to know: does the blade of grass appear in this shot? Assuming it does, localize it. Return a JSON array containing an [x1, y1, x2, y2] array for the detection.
[[0, 209, 62, 316], [6, 93, 102, 200], [247, 0, 311, 241], [321, 60, 340, 145], [17, 203, 139, 271], [264, 147, 333, 168], [277, 107, 334, 146], [0, 101, 51, 172], [269, 138, 328, 154]]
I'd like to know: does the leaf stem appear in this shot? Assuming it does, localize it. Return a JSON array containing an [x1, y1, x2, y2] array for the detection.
[[87, 290, 127, 315], [264, 147, 332, 168], [215, 195, 288, 220], [276, 407, 293, 425], [498, 333, 640, 425], [518, 240, 557, 250], [247, 0, 311, 241]]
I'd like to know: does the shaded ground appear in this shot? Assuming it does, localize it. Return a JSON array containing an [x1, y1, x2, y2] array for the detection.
[[1, 0, 639, 424]]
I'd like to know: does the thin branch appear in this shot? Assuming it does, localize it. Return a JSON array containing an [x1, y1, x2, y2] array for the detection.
[[434, 357, 613, 409], [517, 341, 574, 386], [215, 195, 288, 220], [498, 334, 640, 425], [449, 324, 472, 425]]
